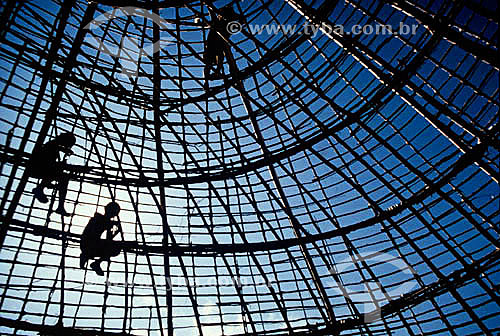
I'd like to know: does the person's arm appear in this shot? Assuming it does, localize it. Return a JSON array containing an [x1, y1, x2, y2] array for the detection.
[[58, 145, 74, 156], [110, 219, 122, 239], [105, 226, 113, 240]]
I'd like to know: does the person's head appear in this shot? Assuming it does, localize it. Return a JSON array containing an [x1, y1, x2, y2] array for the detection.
[[105, 201, 120, 218], [56, 132, 76, 148]]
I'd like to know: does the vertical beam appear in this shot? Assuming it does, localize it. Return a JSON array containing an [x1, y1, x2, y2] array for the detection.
[[151, 3, 171, 336], [0, 129, 13, 177]]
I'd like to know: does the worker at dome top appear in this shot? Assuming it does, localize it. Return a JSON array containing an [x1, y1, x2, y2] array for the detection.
[[27, 132, 76, 216], [80, 201, 123, 276], [203, 5, 244, 89]]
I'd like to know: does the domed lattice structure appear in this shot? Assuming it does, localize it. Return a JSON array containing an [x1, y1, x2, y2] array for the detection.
[[0, 0, 498, 335]]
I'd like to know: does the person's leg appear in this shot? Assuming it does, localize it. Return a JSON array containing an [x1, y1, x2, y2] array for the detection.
[[215, 52, 224, 77], [80, 243, 99, 269], [32, 164, 58, 204], [90, 260, 104, 276], [90, 244, 121, 276], [80, 250, 89, 269], [204, 49, 216, 89], [204, 64, 211, 89], [55, 169, 70, 216], [32, 184, 48, 203], [97, 244, 121, 262], [32, 176, 52, 204], [212, 36, 225, 79], [89, 247, 107, 276]]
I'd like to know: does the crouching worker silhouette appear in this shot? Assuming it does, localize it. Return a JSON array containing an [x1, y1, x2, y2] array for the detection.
[[80, 202, 122, 276], [203, 5, 244, 89], [27, 132, 76, 216]]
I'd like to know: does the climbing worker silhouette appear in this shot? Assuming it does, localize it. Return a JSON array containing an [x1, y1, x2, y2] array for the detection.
[[80, 202, 122, 276], [27, 132, 76, 216], [203, 5, 243, 89]]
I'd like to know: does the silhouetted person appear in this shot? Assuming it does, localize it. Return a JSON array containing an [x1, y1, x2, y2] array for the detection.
[[203, 5, 243, 89], [80, 202, 122, 276], [27, 132, 76, 216]]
